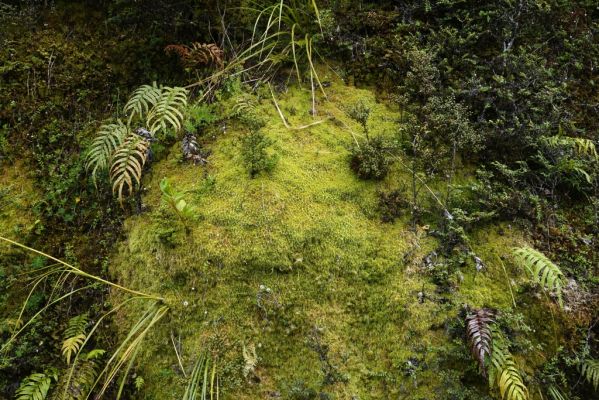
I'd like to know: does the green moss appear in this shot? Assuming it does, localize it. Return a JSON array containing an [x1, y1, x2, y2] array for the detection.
[[108, 78, 564, 399], [0, 161, 38, 236]]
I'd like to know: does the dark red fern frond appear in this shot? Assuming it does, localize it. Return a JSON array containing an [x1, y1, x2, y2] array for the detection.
[[466, 308, 495, 375]]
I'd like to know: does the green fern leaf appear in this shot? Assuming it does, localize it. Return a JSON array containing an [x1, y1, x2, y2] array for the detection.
[[124, 83, 161, 124], [62, 335, 86, 366], [53, 350, 104, 400], [85, 122, 129, 186], [488, 332, 528, 400], [110, 136, 149, 205], [64, 314, 88, 339], [581, 359, 599, 391], [15, 372, 55, 400], [513, 247, 565, 307], [134, 376, 145, 391], [62, 314, 88, 365], [546, 135, 598, 159], [147, 86, 188, 134]]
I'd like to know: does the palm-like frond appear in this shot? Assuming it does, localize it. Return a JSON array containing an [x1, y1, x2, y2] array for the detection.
[[85, 121, 129, 186], [488, 333, 528, 400], [183, 352, 218, 400], [513, 247, 565, 307], [580, 359, 599, 391], [110, 136, 149, 205], [466, 308, 494, 375], [16, 371, 57, 400], [62, 314, 88, 365], [147, 86, 188, 134], [124, 83, 161, 125]]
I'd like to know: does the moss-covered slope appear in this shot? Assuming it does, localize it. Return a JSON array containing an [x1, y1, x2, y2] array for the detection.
[[109, 80, 557, 399]]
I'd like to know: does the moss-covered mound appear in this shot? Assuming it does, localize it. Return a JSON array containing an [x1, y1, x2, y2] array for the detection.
[[107, 80, 554, 399]]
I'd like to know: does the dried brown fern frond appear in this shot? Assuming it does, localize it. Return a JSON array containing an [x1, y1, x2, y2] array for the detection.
[[164, 44, 191, 60], [165, 42, 224, 69], [466, 308, 495, 375]]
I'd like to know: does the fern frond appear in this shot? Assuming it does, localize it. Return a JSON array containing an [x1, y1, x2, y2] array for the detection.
[[134, 376, 145, 391], [189, 43, 224, 69], [166, 43, 224, 69], [124, 83, 161, 124], [580, 359, 599, 391], [110, 136, 149, 205], [546, 135, 598, 159], [85, 121, 129, 186], [497, 360, 529, 400], [53, 350, 104, 400], [512, 247, 565, 307], [64, 314, 88, 339], [488, 332, 528, 400], [232, 96, 258, 116], [61, 314, 89, 365], [466, 308, 494, 375], [62, 335, 86, 366], [16, 371, 56, 400], [146, 86, 188, 134]]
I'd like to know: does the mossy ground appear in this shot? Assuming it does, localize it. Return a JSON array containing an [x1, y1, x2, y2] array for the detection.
[[106, 76, 562, 399], [0, 161, 37, 235]]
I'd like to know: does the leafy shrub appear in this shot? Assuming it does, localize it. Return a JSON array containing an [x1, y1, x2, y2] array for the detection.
[[184, 103, 217, 134], [240, 131, 278, 177], [159, 178, 197, 231], [349, 136, 391, 180], [346, 99, 371, 136], [287, 380, 318, 400], [378, 189, 409, 222]]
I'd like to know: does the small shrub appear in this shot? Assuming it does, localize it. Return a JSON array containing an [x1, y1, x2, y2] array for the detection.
[[346, 99, 371, 136], [184, 103, 217, 134], [379, 189, 409, 222], [241, 131, 278, 177], [350, 136, 391, 180], [288, 381, 318, 400], [159, 177, 197, 231]]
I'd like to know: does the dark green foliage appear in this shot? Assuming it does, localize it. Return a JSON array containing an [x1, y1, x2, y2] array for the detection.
[[184, 104, 218, 134], [346, 99, 371, 136], [378, 189, 409, 222], [349, 137, 391, 180], [15, 369, 57, 400], [287, 381, 318, 400], [240, 131, 278, 177]]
